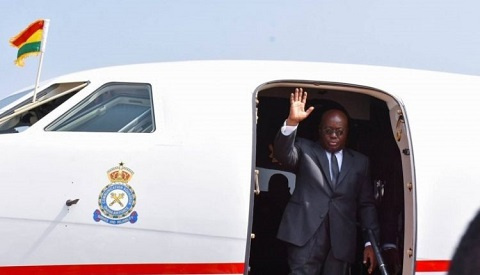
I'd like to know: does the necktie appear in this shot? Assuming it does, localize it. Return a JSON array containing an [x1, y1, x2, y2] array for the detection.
[[331, 152, 339, 185]]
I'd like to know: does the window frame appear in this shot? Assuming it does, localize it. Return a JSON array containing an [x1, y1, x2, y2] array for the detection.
[[45, 82, 156, 133]]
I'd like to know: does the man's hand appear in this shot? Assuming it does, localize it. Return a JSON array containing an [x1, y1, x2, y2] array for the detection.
[[363, 245, 377, 274], [286, 88, 314, 126]]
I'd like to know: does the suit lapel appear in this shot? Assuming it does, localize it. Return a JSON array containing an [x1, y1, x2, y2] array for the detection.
[[313, 142, 334, 193], [337, 148, 353, 185]]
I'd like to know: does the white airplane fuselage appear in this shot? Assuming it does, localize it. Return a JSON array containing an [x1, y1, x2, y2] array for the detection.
[[0, 61, 478, 274]]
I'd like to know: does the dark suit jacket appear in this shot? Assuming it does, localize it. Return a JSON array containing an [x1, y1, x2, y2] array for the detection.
[[273, 128, 379, 263]]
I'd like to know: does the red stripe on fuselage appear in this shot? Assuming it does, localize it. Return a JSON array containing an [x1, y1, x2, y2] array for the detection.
[[0, 263, 245, 274], [1, 260, 451, 273], [416, 260, 450, 272]]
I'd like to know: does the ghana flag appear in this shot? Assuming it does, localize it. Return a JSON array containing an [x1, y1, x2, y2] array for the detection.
[[9, 19, 45, 67]]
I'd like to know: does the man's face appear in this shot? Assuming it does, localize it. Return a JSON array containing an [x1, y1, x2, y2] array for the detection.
[[319, 110, 348, 153]]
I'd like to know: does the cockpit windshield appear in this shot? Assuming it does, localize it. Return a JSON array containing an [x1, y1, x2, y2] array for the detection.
[[0, 89, 33, 111], [0, 81, 89, 134]]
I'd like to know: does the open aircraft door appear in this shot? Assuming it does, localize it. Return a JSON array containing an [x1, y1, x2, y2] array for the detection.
[[250, 81, 415, 275]]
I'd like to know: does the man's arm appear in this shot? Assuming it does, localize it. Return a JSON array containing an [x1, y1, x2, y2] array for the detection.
[[358, 158, 381, 274], [273, 88, 314, 170]]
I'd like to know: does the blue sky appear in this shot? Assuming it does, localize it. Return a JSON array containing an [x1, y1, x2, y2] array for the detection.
[[1, 1, 479, 98]]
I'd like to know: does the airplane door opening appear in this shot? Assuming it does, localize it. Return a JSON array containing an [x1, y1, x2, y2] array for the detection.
[[250, 83, 414, 275]]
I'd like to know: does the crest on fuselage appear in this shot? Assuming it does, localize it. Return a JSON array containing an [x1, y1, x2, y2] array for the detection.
[[93, 162, 138, 225]]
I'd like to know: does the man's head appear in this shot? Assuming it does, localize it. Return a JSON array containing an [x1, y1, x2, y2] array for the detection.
[[319, 109, 349, 153]]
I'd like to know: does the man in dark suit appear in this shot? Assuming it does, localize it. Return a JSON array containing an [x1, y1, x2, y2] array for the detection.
[[273, 88, 380, 275], [449, 209, 480, 275]]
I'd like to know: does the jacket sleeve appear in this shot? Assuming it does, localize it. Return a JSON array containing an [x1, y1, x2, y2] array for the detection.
[[358, 158, 381, 245], [273, 128, 300, 172]]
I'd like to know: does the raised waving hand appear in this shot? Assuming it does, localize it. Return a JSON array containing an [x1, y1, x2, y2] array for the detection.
[[286, 88, 315, 126]]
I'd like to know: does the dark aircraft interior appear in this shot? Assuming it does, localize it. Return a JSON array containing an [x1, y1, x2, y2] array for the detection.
[[250, 84, 405, 275]]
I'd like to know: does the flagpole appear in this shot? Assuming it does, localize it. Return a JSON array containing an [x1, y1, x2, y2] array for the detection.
[[32, 19, 50, 103]]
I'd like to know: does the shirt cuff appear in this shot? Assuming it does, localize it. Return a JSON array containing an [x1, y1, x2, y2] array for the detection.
[[281, 120, 297, 136]]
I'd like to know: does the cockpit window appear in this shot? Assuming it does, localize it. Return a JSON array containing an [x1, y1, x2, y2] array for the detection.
[[46, 82, 155, 133], [0, 88, 32, 110], [0, 81, 88, 134]]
